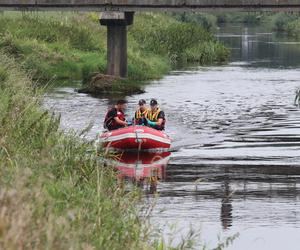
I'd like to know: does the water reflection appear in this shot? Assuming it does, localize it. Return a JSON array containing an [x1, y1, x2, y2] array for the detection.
[[114, 151, 171, 193], [221, 178, 233, 230], [160, 162, 300, 219], [217, 23, 300, 67]]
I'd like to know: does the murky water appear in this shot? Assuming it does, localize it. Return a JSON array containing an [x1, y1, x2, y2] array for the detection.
[[44, 24, 300, 249]]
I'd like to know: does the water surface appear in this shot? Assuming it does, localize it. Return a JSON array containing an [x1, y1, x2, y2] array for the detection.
[[44, 24, 300, 249]]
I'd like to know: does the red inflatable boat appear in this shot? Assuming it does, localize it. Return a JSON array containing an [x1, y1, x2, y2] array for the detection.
[[116, 151, 171, 180], [99, 126, 171, 150]]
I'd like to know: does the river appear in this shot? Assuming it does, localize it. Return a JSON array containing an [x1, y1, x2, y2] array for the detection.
[[44, 24, 300, 249]]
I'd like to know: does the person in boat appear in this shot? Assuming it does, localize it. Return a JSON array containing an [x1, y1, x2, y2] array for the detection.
[[145, 99, 166, 130], [134, 99, 149, 125], [103, 99, 129, 131]]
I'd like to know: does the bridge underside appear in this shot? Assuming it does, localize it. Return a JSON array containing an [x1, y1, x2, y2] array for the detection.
[[1, 1, 300, 12]]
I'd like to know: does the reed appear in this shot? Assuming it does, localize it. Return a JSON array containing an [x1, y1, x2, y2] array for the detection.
[[0, 52, 153, 249]]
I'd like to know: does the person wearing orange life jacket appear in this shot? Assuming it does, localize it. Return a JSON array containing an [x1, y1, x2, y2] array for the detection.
[[145, 99, 166, 131], [103, 99, 129, 131], [134, 99, 149, 125]]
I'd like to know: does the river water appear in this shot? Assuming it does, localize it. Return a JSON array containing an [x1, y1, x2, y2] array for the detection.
[[44, 24, 300, 249]]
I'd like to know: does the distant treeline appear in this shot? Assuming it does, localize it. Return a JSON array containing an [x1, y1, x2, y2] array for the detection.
[[171, 12, 300, 39]]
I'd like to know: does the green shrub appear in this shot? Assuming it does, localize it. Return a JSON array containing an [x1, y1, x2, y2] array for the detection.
[[216, 13, 230, 23], [271, 13, 298, 31], [243, 13, 262, 24], [184, 41, 230, 64], [172, 12, 217, 31], [216, 12, 264, 24], [285, 19, 300, 38], [196, 13, 218, 30]]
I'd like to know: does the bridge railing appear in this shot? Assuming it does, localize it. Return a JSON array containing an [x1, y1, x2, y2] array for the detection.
[[1, 0, 300, 11]]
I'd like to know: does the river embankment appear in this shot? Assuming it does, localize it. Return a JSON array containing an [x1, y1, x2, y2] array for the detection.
[[0, 12, 229, 95]]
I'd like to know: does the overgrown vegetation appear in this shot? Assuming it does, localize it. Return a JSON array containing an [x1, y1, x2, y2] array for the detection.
[[0, 12, 229, 85], [214, 12, 300, 39], [171, 12, 218, 31], [0, 50, 237, 250], [172, 12, 270, 27], [216, 12, 267, 24], [172, 12, 268, 26], [285, 19, 300, 38], [131, 13, 229, 64], [0, 53, 156, 249]]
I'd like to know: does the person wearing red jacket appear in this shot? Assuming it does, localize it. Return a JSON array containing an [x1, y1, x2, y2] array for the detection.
[[103, 99, 128, 131]]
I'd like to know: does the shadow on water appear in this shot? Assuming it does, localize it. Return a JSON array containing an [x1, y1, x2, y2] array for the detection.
[[158, 162, 300, 234]]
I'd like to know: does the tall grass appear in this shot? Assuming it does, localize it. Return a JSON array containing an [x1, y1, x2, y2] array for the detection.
[[0, 52, 157, 249], [0, 13, 108, 80], [0, 12, 229, 84], [130, 13, 229, 65]]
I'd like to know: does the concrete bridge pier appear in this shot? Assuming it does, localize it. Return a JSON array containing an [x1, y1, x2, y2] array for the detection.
[[100, 12, 134, 78]]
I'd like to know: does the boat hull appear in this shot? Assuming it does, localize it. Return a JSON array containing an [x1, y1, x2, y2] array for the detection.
[[99, 126, 171, 150]]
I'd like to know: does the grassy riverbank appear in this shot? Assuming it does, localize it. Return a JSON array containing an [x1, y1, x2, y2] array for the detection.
[[0, 12, 229, 85], [0, 53, 158, 249]]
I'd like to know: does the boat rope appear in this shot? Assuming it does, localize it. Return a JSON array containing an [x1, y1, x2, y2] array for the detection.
[[135, 150, 140, 181]]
